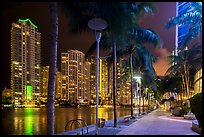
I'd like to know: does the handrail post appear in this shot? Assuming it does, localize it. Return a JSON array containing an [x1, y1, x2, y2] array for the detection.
[[70, 120, 83, 135], [65, 119, 89, 135]]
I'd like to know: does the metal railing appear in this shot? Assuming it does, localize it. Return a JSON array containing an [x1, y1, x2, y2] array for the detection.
[[65, 119, 88, 135]]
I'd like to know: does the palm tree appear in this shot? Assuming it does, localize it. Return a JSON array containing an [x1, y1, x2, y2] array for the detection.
[[46, 2, 97, 134], [45, 2, 134, 133], [140, 67, 158, 113], [166, 2, 202, 50], [156, 75, 183, 106], [165, 44, 202, 105], [85, 2, 158, 123], [46, 2, 159, 133], [165, 2, 202, 108], [47, 2, 58, 135], [121, 26, 160, 116], [84, 2, 156, 127]]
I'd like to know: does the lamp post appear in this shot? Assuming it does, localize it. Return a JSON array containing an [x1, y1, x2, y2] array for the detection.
[[133, 76, 141, 116], [88, 18, 108, 135]]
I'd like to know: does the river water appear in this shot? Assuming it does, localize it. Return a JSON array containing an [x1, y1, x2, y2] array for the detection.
[[2, 107, 138, 135]]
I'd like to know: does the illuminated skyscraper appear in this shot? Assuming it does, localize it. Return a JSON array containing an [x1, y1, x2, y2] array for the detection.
[[11, 18, 41, 106], [83, 61, 91, 104], [89, 55, 96, 104], [40, 66, 62, 101], [61, 50, 90, 104], [40, 66, 49, 100], [172, 2, 192, 69], [175, 2, 192, 55], [56, 68, 62, 100], [108, 59, 125, 105], [99, 58, 108, 105]]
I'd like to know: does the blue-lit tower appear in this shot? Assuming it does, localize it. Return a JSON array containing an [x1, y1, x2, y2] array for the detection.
[[175, 2, 192, 55]]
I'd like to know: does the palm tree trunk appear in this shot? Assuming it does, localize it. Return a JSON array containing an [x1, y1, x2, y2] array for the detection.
[[47, 2, 58, 135], [147, 91, 150, 111], [113, 41, 117, 127], [139, 83, 141, 114], [183, 65, 189, 99], [180, 93, 183, 105], [149, 93, 151, 111], [130, 53, 134, 117], [186, 65, 190, 97], [184, 64, 190, 107], [107, 62, 110, 104], [142, 96, 145, 113], [181, 74, 186, 102]]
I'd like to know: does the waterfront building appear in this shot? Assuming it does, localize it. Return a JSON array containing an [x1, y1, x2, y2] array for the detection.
[[107, 59, 130, 105], [40, 66, 49, 101], [89, 56, 125, 105], [89, 55, 96, 104], [40, 66, 62, 102], [99, 58, 108, 105], [11, 18, 41, 106], [61, 50, 90, 104], [117, 59, 132, 106], [56, 68, 62, 100]]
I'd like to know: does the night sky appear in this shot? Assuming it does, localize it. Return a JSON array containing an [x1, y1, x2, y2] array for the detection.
[[1, 2, 176, 91]]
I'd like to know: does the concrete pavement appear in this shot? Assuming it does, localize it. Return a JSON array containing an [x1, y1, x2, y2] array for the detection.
[[117, 109, 200, 135], [58, 108, 200, 135], [57, 113, 144, 135]]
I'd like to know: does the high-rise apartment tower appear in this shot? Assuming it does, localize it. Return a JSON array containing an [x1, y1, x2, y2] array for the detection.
[[11, 18, 41, 106]]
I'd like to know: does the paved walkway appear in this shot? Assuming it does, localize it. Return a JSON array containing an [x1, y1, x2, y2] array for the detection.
[[58, 109, 200, 135], [117, 109, 199, 135]]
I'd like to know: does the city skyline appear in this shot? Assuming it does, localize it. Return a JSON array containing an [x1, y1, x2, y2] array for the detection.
[[2, 2, 176, 90], [1, 2, 202, 135]]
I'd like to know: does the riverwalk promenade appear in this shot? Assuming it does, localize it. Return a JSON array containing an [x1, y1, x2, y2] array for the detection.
[[58, 108, 200, 135]]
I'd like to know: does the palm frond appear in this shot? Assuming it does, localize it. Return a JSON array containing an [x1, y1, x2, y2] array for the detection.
[[135, 44, 156, 79], [165, 2, 202, 49], [165, 64, 183, 77], [181, 24, 202, 48], [167, 54, 184, 65], [129, 27, 161, 47], [166, 10, 201, 29], [137, 2, 156, 17]]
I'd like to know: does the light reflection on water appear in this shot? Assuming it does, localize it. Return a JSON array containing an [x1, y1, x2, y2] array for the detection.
[[2, 107, 137, 135]]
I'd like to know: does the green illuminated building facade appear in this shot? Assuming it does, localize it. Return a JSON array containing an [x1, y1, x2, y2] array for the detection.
[[11, 18, 41, 106]]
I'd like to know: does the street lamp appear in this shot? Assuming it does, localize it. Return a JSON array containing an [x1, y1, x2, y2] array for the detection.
[[133, 76, 141, 116], [88, 18, 108, 135]]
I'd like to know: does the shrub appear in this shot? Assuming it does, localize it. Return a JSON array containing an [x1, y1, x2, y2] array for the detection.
[[189, 92, 202, 128], [180, 104, 191, 115], [173, 106, 182, 116]]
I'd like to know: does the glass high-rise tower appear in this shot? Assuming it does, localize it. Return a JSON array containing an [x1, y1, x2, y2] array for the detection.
[[11, 18, 41, 106], [175, 2, 192, 55]]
